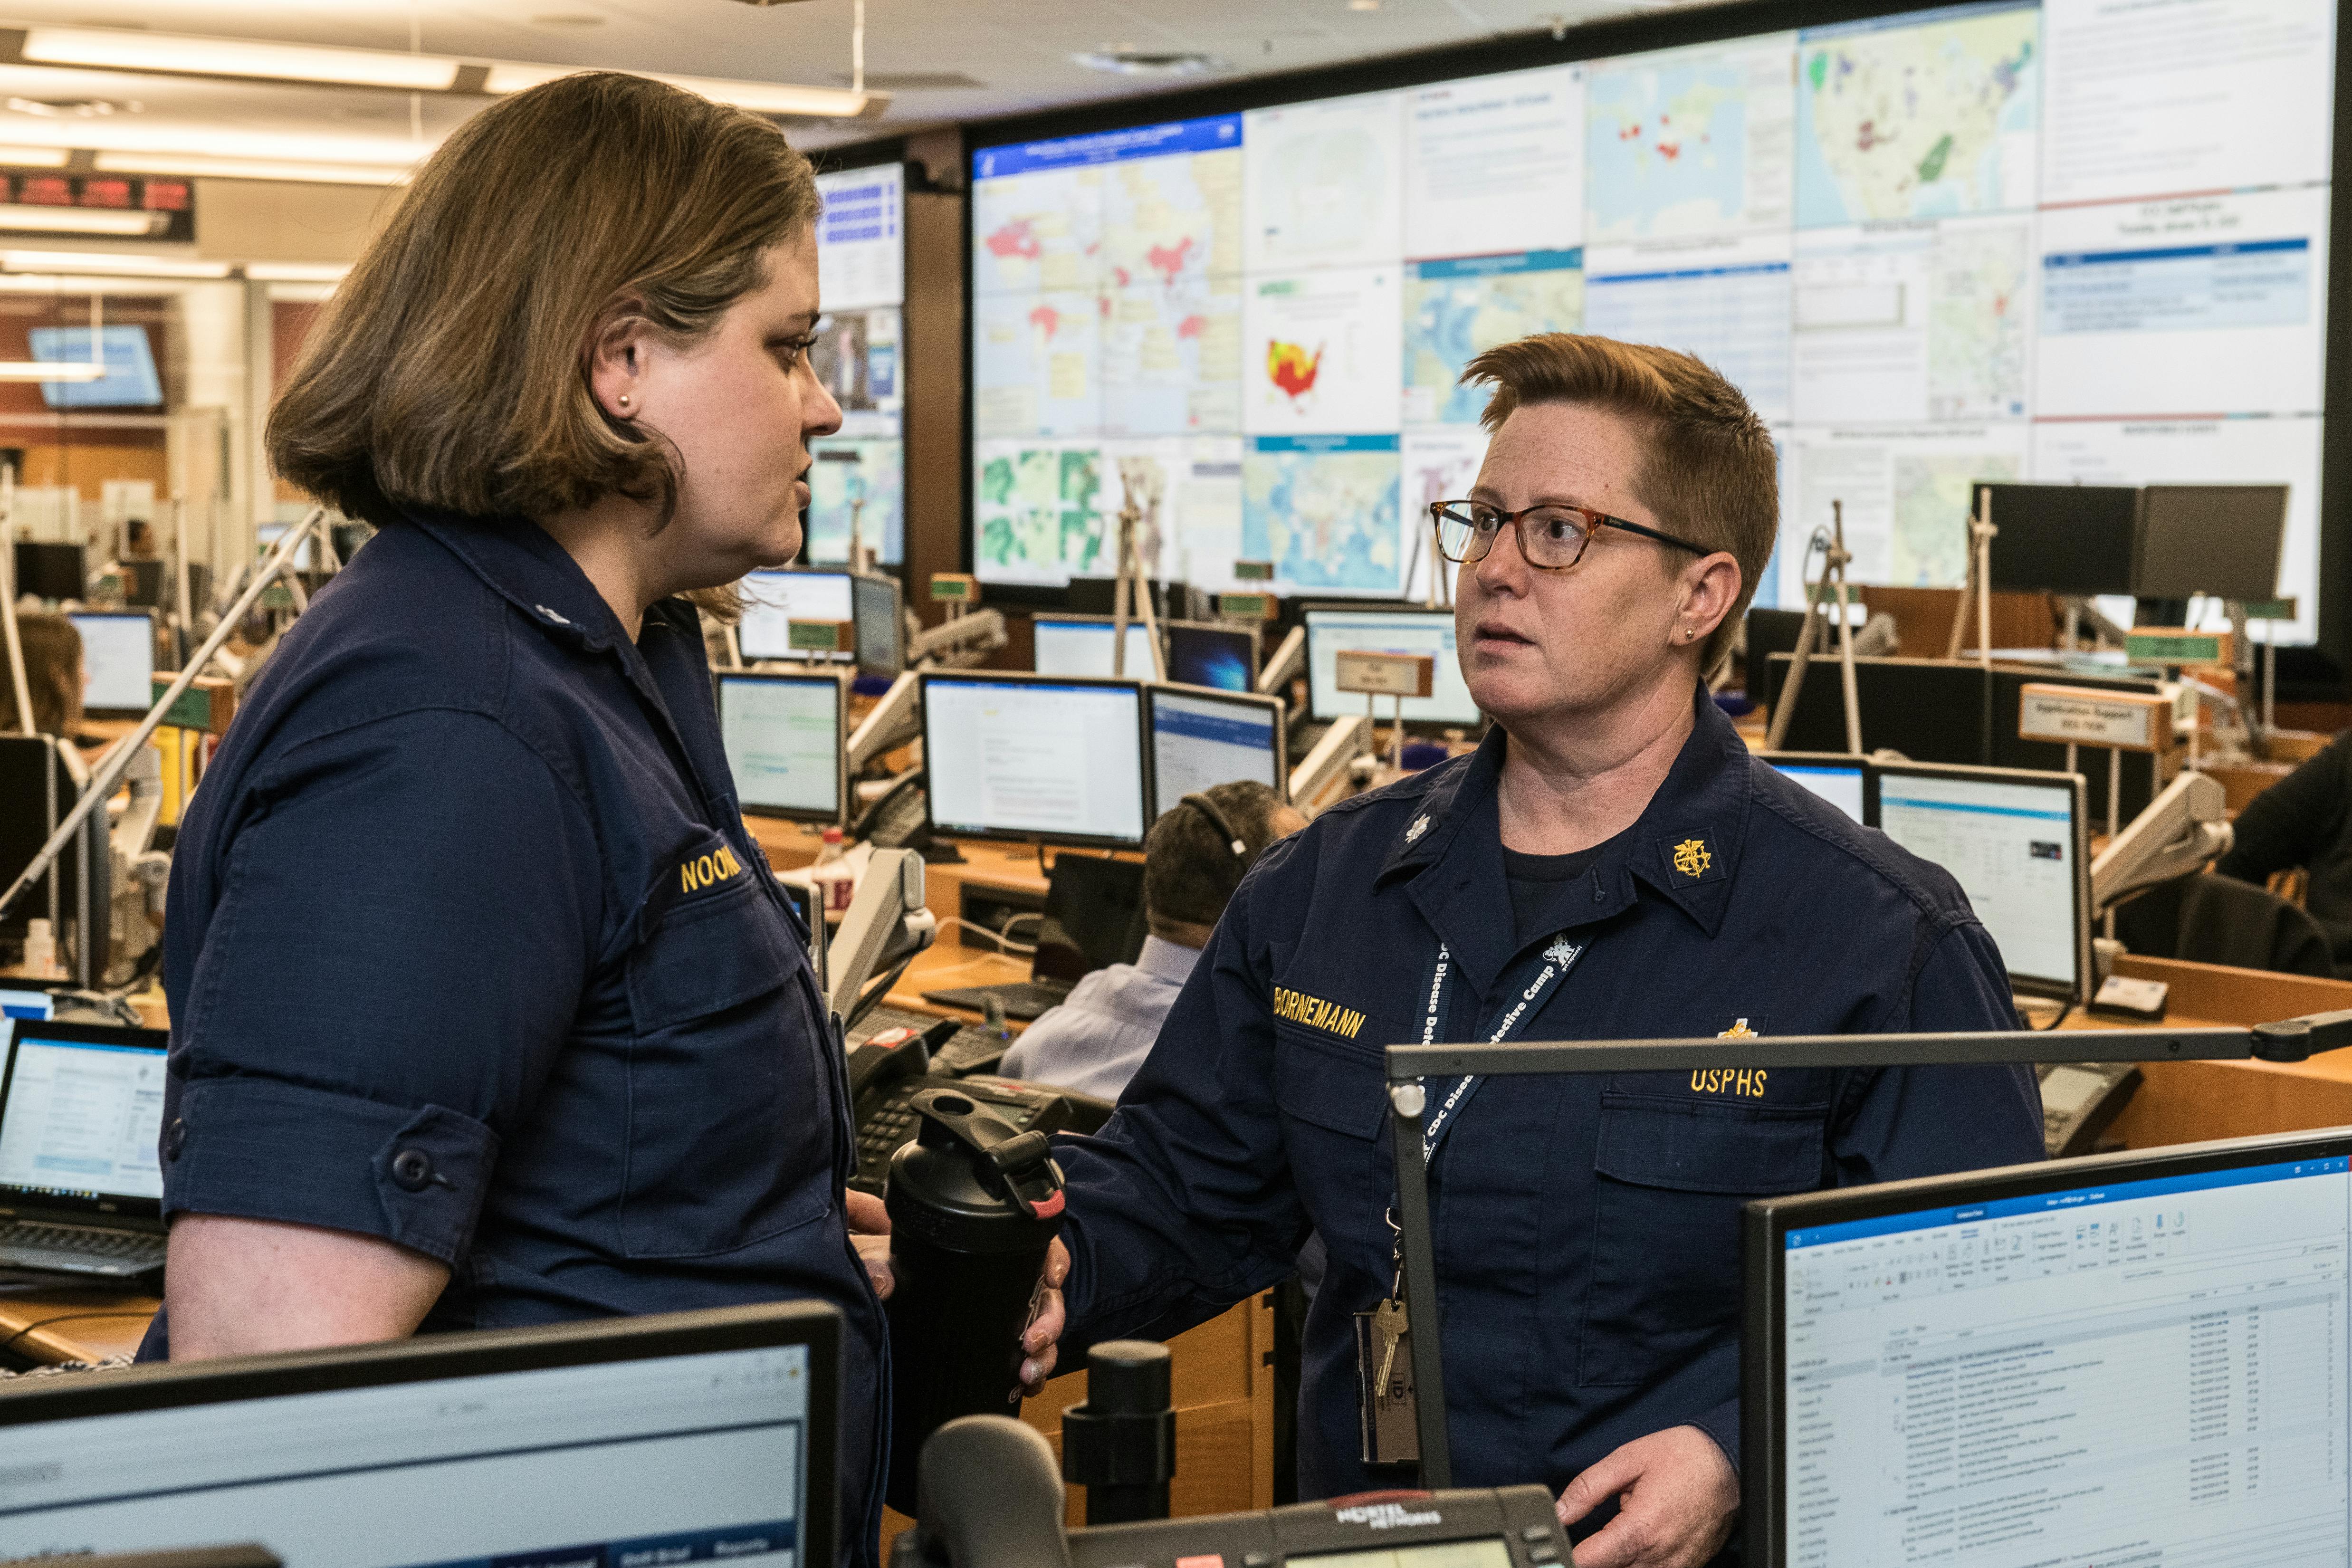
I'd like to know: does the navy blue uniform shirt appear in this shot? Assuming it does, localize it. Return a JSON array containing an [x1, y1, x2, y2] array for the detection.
[[145, 511, 885, 1562], [1055, 688, 2043, 1515]]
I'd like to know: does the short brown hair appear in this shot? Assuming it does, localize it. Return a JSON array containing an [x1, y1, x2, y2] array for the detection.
[[268, 72, 819, 550], [2, 613, 82, 737], [1144, 780, 1287, 939], [1462, 334, 1777, 673]]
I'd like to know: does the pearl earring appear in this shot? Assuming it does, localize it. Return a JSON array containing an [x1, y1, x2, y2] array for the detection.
[[617, 393, 632, 410]]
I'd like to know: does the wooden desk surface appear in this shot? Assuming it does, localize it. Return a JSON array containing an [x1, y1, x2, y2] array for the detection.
[[0, 1287, 158, 1367]]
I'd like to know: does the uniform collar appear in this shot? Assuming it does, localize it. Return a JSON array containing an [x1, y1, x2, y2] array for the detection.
[[1387, 686, 1755, 997], [398, 507, 691, 720]]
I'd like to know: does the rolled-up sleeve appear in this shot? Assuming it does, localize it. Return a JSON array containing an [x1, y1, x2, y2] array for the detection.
[[163, 708, 603, 1264]]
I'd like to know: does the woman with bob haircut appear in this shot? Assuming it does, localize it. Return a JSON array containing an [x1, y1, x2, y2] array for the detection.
[[145, 72, 890, 1560]]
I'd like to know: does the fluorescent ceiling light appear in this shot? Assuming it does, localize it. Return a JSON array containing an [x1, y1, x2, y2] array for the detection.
[[92, 151, 410, 186], [479, 63, 881, 118], [245, 261, 349, 283], [0, 249, 231, 277], [0, 204, 165, 236], [0, 361, 105, 381], [0, 146, 68, 168], [21, 26, 462, 92]]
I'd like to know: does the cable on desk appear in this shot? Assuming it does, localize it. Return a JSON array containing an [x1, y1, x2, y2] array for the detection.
[[0, 1310, 150, 1358], [936, 914, 1041, 956], [2029, 1002, 2075, 1032]]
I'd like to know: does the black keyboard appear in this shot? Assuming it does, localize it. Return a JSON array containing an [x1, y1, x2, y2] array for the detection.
[[852, 1075, 1070, 1195], [0, 1219, 165, 1270], [918, 981, 1071, 1023], [847, 1005, 1015, 1076]]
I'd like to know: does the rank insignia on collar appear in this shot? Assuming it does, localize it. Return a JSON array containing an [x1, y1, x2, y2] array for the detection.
[[1719, 1018, 1758, 1039], [1405, 814, 1430, 844], [1661, 832, 1722, 885]]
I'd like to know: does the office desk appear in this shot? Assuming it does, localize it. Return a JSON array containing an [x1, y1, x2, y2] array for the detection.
[[0, 1287, 157, 1368], [2044, 955, 2352, 1150]]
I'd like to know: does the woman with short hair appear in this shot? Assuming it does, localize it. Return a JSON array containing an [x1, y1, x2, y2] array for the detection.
[[150, 73, 887, 1562]]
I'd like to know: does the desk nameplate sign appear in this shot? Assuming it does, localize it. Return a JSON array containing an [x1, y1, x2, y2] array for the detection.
[[2018, 684, 2173, 753], [2123, 627, 2232, 666], [1216, 593, 1280, 620], [928, 573, 979, 604], [787, 619, 854, 653], [1335, 650, 1435, 699]]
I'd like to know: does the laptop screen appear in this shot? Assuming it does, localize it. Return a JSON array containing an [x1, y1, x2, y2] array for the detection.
[[0, 1303, 837, 1568], [0, 987, 52, 1022], [0, 1026, 167, 1207]]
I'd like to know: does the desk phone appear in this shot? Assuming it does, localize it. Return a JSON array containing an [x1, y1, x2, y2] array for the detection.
[[847, 1023, 1113, 1196]]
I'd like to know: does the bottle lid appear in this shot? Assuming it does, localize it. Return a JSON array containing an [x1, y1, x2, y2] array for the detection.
[[822, 826, 844, 843]]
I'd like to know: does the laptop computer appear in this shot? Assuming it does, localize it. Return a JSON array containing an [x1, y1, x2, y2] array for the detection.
[[923, 853, 1148, 1021], [0, 1018, 168, 1282]]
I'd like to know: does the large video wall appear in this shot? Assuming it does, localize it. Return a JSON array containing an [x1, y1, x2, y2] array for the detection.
[[968, 0, 2337, 641], [809, 160, 906, 567]]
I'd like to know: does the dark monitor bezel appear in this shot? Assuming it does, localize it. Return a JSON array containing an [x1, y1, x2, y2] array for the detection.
[[849, 574, 905, 676], [13, 540, 86, 602], [66, 608, 158, 719], [0, 1018, 169, 1218], [1162, 618, 1262, 692], [0, 1300, 842, 1568], [1029, 612, 1162, 679], [1299, 602, 1484, 731], [918, 670, 1150, 850], [1146, 681, 1291, 815], [1740, 1127, 2352, 1568], [2132, 483, 2289, 602], [1865, 759, 2090, 1003], [1974, 481, 2140, 597], [740, 567, 858, 664], [713, 669, 848, 824]]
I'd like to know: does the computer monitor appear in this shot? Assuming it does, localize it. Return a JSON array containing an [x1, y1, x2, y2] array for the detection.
[[1975, 482, 2139, 597], [919, 673, 1148, 848], [28, 324, 162, 409], [851, 574, 903, 675], [1030, 854, 1148, 987], [0, 736, 109, 966], [1870, 761, 2087, 1002], [1302, 606, 1482, 728], [0, 1019, 167, 1208], [66, 610, 154, 717], [741, 569, 855, 663], [0, 1300, 841, 1568], [2133, 484, 2288, 602], [118, 558, 165, 610], [1032, 614, 1158, 680], [253, 522, 316, 571], [1148, 685, 1287, 813], [0, 985, 52, 1022], [1756, 752, 1864, 823], [13, 540, 83, 601], [1164, 621, 1260, 693], [715, 671, 845, 823], [1747, 1128, 2352, 1568]]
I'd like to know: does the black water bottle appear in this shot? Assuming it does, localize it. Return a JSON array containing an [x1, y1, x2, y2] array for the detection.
[[883, 1087, 1067, 1516]]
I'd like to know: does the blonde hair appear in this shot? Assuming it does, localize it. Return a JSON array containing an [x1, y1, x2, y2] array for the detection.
[[266, 72, 820, 616], [1462, 334, 1777, 673]]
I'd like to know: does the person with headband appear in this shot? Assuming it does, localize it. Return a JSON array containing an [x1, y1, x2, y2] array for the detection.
[[143, 74, 890, 1565], [1020, 335, 2042, 1568]]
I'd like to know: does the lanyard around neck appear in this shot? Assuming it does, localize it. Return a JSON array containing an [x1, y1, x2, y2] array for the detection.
[[1414, 933, 1589, 1164]]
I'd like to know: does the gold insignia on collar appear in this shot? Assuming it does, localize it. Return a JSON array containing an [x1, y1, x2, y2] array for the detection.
[[1719, 1018, 1757, 1039], [1672, 837, 1712, 880]]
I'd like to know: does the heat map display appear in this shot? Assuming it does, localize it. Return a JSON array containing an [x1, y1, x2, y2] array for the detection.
[[970, 0, 2337, 638], [813, 162, 906, 565]]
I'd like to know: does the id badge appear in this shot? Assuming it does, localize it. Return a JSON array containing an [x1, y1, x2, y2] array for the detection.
[[1353, 1307, 1420, 1465]]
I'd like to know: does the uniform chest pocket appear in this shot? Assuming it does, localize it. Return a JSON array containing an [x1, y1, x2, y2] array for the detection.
[[621, 856, 832, 1259], [1578, 1095, 1825, 1388], [1272, 1027, 1390, 1249]]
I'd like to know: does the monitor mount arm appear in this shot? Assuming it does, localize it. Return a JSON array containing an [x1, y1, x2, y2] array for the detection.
[[0, 507, 326, 930], [1382, 1013, 2352, 1486], [1763, 507, 1862, 756]]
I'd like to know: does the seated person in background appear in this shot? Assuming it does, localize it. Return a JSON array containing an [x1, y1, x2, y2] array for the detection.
[[2215, 728, 2352, 966], [1002, 779, 1306, 1100], [0, 613, 84, 739]]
